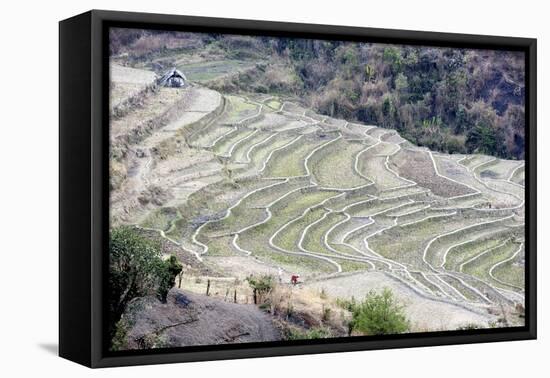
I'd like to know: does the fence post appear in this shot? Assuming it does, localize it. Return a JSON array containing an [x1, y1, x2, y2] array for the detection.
[[206, 279, 211, 296]]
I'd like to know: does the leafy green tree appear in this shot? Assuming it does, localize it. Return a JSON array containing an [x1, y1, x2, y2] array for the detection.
[[466, 123, 497, 155], [382, 96, 393, 118], [108, 226, 182, 339], [454, 104, 469, 134], [395, 72, 409, 94], [157, 255, 183, 303], [383, 47, 403, 74], [349, 288, 409, 335]]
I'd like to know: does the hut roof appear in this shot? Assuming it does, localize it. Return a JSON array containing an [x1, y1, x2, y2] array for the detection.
[[158, 68, 187, 86]]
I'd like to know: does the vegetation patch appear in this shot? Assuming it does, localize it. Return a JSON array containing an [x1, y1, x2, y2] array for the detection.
[[178, 60, 257, 82]]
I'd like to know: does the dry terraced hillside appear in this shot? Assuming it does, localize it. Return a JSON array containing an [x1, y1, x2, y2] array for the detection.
[[110, 63, 525, 332]]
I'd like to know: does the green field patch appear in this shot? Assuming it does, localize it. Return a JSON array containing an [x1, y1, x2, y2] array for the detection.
[[394, 208, 453, 227], [221, 96, 259, 124], [270, 189, 339, 218], [366, 141, 400, 156], [434, 193, 487, 209], [251, 246, 336, 275], [302, 212, 348, 255], [264, 134, 333, 177], [438, 275, 482, 302], [358, 155, 408, 190], [273, 207, 326, 251], [164, 217, 189, 241], [322, 117, 347, 128], [491, 250, 524, 289], [443, 236, 507, 271], [310, 138, 370, 189], [251, 112, 297, 131], [239, 177, 311, 208], [348, 197, 411, 217], [234, 132, 300, 177], [281, 102, 306, 115], [334, 258, 371, 272], [205, 235, 242, 257], [510, 166, 525, 186], [377, 185, 429, 200], [329, 242, 365, 258], [482, 179, 525, 201], [236, 189, 339, 255], [435, 155, 517, 206], [174, 178, 273, 235], [455, 273, 515, 303], [178, 60, 255, 82], [193, 179, 292, 239], [460, 154, 494, 171], [385, 202, 430, 217], [213, 127, 256, 156], [230, 130, 274, 163], [424, 221, 513, 268], [365, 127, 389, 140], [326, 216, 368, 243], [140, 207, 180, 231], [462, 240, 521, 287], [199, 206, 266, 238], [346, 216, 394, 247], [232, 189, 340, 274], [369, 213, 501, 268], [189, 123, 234, 148], [323, 187, 377, 212], [265, 99, 282, 110], [478, 159, 521, 180], [409, 272, 446, 296]]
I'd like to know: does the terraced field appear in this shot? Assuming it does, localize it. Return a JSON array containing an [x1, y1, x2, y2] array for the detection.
[[110, 66, 526, 331]]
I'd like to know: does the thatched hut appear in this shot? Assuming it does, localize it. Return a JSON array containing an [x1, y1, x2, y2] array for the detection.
[[158, 68, 187, 88]]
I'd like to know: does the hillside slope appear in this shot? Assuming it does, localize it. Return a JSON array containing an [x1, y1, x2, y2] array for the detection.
[[119, 289, 281, 349], [110, 66, 525, 333]]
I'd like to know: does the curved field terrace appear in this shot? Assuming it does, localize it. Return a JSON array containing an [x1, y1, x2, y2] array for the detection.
[[110, 65, 526, 340]]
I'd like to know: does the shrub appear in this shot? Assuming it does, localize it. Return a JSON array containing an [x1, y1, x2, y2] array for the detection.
[[286, 327, 333, 340], [110, 318, 130, 351], [348, 288, 409, 335], [108, 226, 182, 341], [157, 255, 184, 303], [246, 274, 275, 304]]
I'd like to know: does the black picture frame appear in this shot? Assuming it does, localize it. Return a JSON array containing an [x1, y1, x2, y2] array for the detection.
[[59, 9, 537, 368]]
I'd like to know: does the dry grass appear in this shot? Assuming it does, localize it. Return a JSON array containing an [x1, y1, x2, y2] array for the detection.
[[179, 272, 351, 339], [258, 283, 351, 337]]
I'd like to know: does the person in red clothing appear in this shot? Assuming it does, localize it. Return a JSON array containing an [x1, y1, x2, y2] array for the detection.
[[290, 274, 300, 285]]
